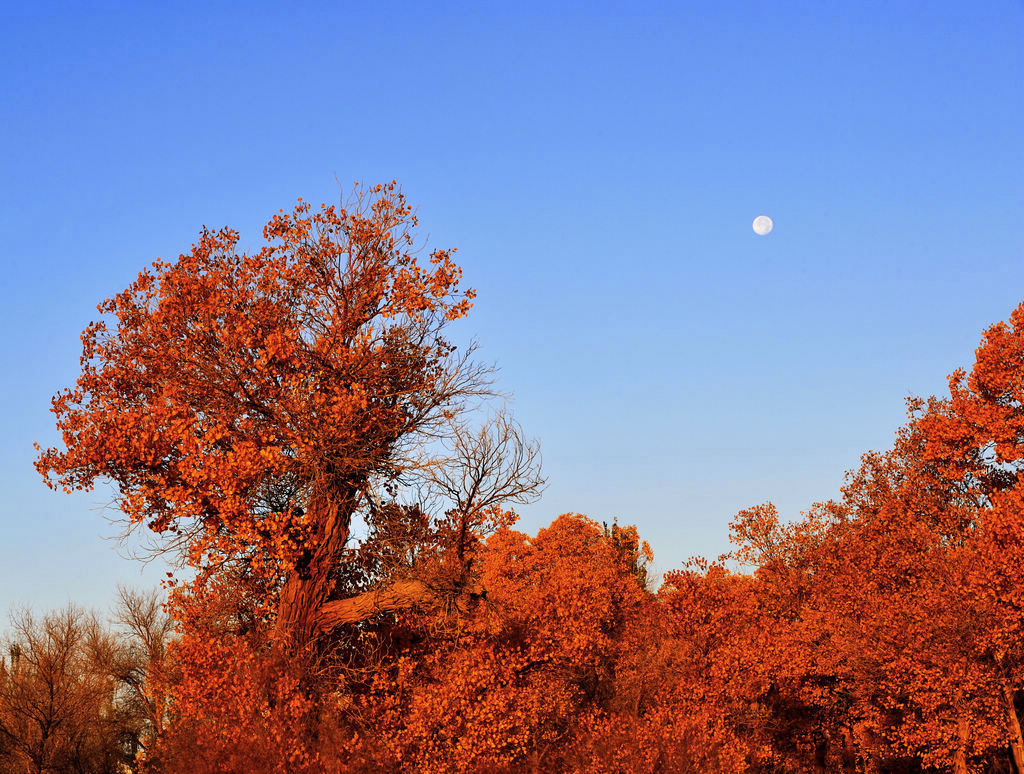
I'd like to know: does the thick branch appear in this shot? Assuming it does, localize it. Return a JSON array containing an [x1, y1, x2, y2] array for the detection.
[[314, 579, 483, 632]]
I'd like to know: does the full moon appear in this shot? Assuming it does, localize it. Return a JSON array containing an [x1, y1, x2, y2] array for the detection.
[[752, 215, 774, 235]]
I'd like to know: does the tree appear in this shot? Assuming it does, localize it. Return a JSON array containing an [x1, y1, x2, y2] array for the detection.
[[35, 183, 543, 770], [109, 587, 174, 756], [35, 182, 542, 656], [0, 606, 131, 774]]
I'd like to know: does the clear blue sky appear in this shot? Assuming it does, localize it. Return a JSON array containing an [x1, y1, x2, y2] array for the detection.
[[2, 1, 1021, 615]]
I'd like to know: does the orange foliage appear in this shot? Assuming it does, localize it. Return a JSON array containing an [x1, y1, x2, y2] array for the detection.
[[34, 181, 1024, 772], [331, 515, 652, 773]]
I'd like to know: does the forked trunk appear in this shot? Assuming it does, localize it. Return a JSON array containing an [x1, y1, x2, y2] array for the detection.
[[274, 485, 483, 647], [1003, 682, 1024, 774], [274, 488, 355, 649]]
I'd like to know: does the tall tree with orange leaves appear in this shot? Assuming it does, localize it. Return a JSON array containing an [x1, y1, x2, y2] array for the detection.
[[35, 183, 544, 770], [36, 182, 541, 651]]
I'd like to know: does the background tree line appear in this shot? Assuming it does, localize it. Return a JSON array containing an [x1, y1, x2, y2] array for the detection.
[[0, 589, 170, 774]]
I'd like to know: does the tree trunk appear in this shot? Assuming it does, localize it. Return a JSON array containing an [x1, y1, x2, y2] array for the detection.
[[812, 736, 828, 773], [274, 485, 485, 645], [853, 721, 878, 774], [1003, 682, 1024, 774], [274, 489, 354, 648], [953, 711, 970, 774], [840, 726, 857, 772]]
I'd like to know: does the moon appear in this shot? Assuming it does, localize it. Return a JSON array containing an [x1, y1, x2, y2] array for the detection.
[[752, 215, 773, 235]]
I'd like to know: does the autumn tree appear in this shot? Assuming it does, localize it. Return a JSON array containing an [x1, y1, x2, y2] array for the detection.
[[35, 183, 543, 770], [584, 299, 1024, 774], [911, 302, 1024, 773], [108, 587, 174, 756], [36, 183, 542, 653]]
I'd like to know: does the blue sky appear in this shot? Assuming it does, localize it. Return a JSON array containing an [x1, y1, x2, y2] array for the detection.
[[1, 1, 1021, 614]]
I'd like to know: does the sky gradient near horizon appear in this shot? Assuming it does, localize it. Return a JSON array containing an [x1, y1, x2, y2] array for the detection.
[[1, 1, 1022, 616]]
